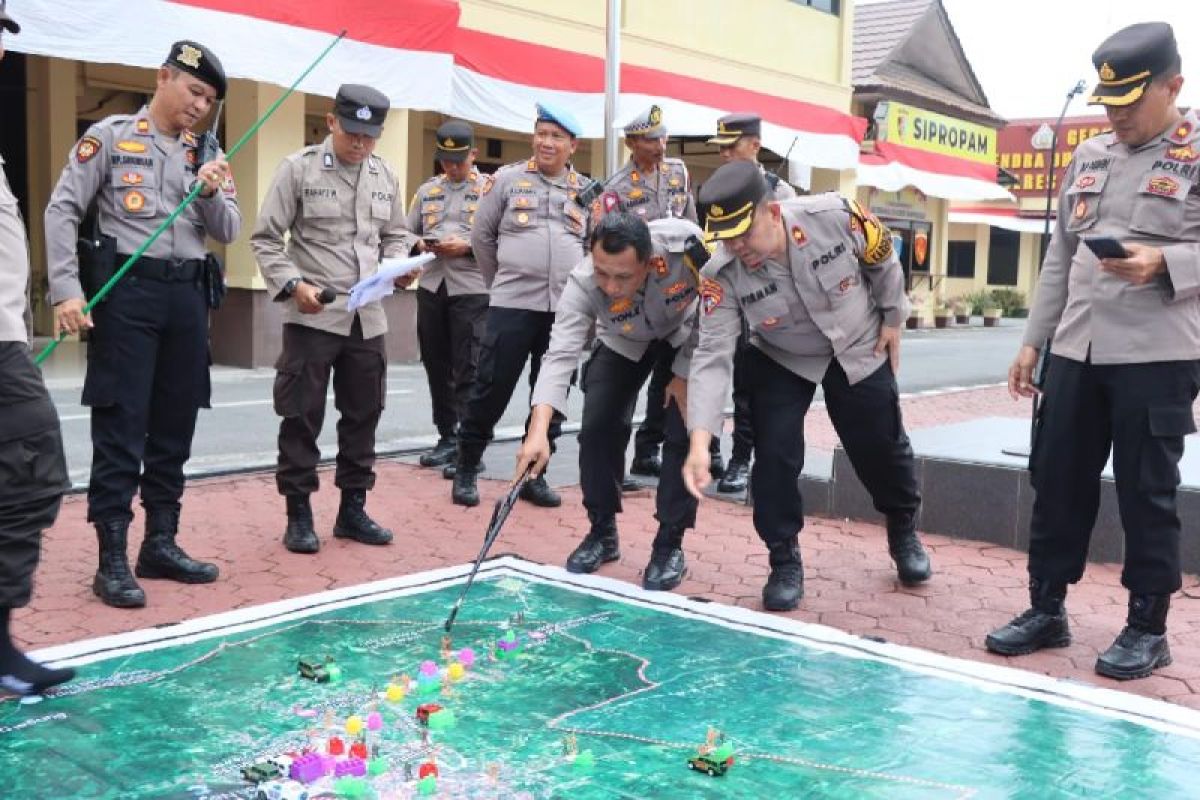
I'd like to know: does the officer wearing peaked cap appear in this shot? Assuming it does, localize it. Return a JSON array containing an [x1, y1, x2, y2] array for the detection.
[[452, 101, 590, 509], [683, 161, 930, 612], [252, 83, 414, 556], [706, 112, 798, 496], [988, 22, 1200, 682], [516, 213, 706, 592], [404, 120, 490, 471], [45, 38, 240, 609]]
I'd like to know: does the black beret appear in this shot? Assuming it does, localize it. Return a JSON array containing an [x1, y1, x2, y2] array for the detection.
[[165, 40, 226, 100]]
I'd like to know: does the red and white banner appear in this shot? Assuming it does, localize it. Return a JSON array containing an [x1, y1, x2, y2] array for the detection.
[[858, 141, 1013, 201], [10, 0, 866, 170]]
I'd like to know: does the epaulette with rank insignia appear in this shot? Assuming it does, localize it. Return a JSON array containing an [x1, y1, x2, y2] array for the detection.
[[843, 198, 893, 265]]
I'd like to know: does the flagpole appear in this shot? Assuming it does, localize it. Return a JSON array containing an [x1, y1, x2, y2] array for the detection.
[[603, 0, 621, 178]]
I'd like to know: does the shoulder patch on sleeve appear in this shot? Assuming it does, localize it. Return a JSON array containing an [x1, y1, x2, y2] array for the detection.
[[699, 277, 724, 315], [76, 135, 102, 164], [844, 198, 894, 265], [480, 174, 496, 196]]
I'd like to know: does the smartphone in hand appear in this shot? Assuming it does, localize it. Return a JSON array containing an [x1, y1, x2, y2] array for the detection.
[[1083, 236, 1129, 260]]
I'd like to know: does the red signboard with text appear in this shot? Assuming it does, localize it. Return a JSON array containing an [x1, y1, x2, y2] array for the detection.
[[997, 117, 1110, 199]]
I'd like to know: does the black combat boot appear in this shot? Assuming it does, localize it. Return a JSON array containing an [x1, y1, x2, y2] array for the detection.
[[1095, 594, 1172, 680], [136, 508, 219, 583], [420, 435, 458, 468], [620, 473, 645, 492], [565, 512, 620, 574], [93, 519, 146, 608], [283, 495, 320, 554], [717, 457, 750, 493], [519, 474, 561, 508], [629, 452, 662, 477], [985, 577, 1071, 656], [442, 460, 485, 480], [334, 489, 394, 545], [886, 514, 932, 585], [643, 525, 687, 591], [762, 538, 804, 611], [452, 459, 481, 507]]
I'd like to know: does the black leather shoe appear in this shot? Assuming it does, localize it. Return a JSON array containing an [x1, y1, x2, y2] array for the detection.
[[1095, 594, 1172, 680], [135, 508, 219, 584], [443, 460, 485, 480], [886, 515, 932, 586], [629, 454, 662, 477], [709, 450, 726, 480], [643, 548, 686, 591], [717, 457, 750, 493], [985, 578, 1070, 656], [420, 436, 458, 467], [334, 489, 394, 545], [452, 465, 481, 507], [762, 539, 803, 611], [566, 514, 620, 573], [282, 495, 320, 554], [92, 520, 147, 608], [621, 475, 645, 492], [519, 475, 561, 507]]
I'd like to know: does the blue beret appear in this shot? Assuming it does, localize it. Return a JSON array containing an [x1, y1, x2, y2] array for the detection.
[[535, 102, 581, 138]]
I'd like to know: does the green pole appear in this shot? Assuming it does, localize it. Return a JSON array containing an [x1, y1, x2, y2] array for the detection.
[[35, 29, 347, 366]]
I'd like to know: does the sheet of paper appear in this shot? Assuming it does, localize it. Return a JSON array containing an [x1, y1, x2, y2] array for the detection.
[[346, 253, 436, 311]]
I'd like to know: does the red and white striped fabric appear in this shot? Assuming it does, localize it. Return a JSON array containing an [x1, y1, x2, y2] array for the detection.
[[859, 141, 1013, 201], [10, 0, 865, 169]]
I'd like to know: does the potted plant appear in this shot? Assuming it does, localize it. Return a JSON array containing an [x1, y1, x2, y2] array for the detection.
[[952, 299, 970, 325], [983, 306, 1003, 327], [933, 303, 951, 329]]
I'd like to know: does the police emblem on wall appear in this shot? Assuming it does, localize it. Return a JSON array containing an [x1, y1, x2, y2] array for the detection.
[[913, 229, 929, 269], [700, 278, 723, 315]]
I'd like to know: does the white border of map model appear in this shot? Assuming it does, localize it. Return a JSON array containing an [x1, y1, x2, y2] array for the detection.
[[29, 556, 1200, 741]]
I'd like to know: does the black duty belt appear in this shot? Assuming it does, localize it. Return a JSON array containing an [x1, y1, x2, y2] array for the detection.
[[119, 254, 205, 283]]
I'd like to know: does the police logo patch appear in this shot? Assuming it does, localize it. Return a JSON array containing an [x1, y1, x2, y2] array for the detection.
[[116, 140, 147, 154], [1073, 198, 1088, 219], [792, 225, 808, 247], [525, 159, 537, 172], [650, 255, 668, 277], [761, 316, 779, 329], [182, 130, 198, 147], [123, 189, 146, 212], [186, 150, 197, 165], [846, 200, 892, 265], [1074, 175, 1097, 190], [221, 175, 237, 197], [630, 171, 641, 183], [481, 175, 495, 196], [516, 212, 530, 225], [135, 119, 151, 135], [121, 172, 144, 186], [700, 278, 723, 316], [355, 106, 372, 121], [621, 322, 634, 333], [838, 276, 859, 293], [1168, 145, 1200, 163], [1147, 176, 1180, 196], [76, 136, 101, 164], [609, 297, 633, 314], [514, 197, 533, 209], [177, 44, 203, 69], [669, 177, 681, 187], [1170, 121, 1194, 143]]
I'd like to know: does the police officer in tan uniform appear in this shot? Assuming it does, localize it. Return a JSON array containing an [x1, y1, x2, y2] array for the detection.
[[251, 84, 414, 555], [604, 106, 723, 486], [45, 40, 239, 608], [987, 23, 1199, 681], [516, 213, 704, 591], [704, 112, 799, 494], [406, 121, 490, 469], [0, 3, 75, 694], [452, 102, 590, 508], [683, 160, 931, 612]]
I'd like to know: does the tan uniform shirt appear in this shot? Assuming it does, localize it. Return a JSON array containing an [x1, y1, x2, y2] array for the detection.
[[470, 159, 589, 311], [530, 218, 704, 414], [406, 170, 489, 295], [1024, 109, 1200, 364], [688, 194, 908, 436], [604, 157, 697, 223], [0, 156, 31, 342], [44, 107, 241, 304], [250, 137, 415, 339]]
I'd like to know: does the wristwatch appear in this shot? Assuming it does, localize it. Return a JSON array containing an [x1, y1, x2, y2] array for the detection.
[[283, 277, 303, 296]]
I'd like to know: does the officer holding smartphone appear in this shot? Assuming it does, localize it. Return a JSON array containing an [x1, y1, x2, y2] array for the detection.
[[989, 22, 1200, 682]]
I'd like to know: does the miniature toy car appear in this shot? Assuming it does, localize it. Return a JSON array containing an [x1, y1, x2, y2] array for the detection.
[[687, 752, 733, 777], [241, 761, 283, 783], [415, 702, 444, 725], [297, 657, 332, 683], [255, 779, 309, 800]]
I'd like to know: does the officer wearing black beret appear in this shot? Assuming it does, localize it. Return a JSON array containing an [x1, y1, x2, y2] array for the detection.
[[988, 22, 1199, 681], [685, 160, 926, 612], [45, 39, 240, 608]]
